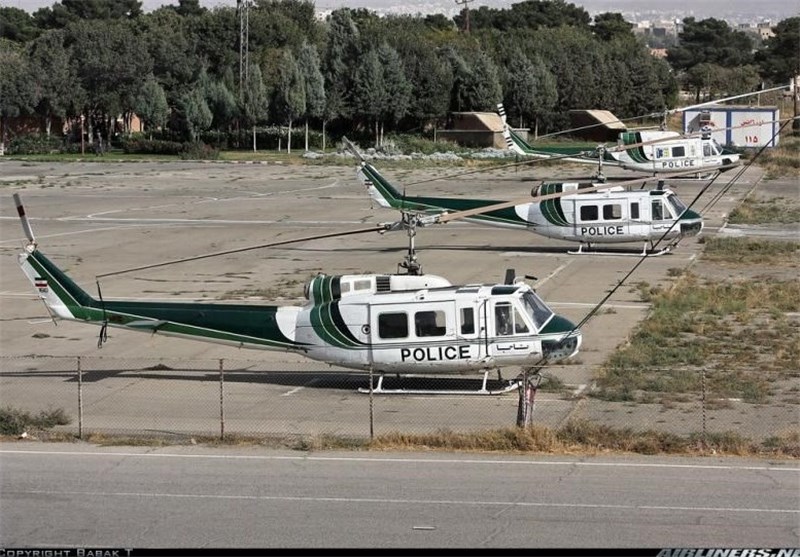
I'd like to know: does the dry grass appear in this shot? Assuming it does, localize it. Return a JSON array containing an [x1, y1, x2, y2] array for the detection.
[[728, 197, 800, 225], [5, 421, 797, 458], [595, 273, 800, 404], [751, 135, 800, 178], [701, 237, 800, 265]]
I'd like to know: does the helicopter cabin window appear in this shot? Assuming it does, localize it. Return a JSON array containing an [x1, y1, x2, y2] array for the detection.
[[651, 200, 671, 221], [460, 307, 475, 335], [579, 205, 599, 221], [339, 282, 351, 294], [494, 302, 529, 336], [631, 202, 640, 219], [378, 312, 408, 339], [353, 279, 371, 291], [672, 146, 686, 157], [415, 310, 446, 337], [602, 204, 622, 220], [667, 193, 688, 217], [703, 143, 712, 157], [522, 291, 553, 330]]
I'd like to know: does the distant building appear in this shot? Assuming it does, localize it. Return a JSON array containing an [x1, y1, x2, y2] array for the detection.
[[437, 112, 507, 148], [683, 105, 781, 148], [757, 21, 775, 40]]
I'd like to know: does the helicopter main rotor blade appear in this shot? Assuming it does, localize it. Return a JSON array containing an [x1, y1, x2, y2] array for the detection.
[[96, 224, 391, 279], [659, 82, 792, 117]]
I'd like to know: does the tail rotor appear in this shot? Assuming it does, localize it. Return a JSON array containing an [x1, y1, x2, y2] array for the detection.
[[13, 193, 37, 251]]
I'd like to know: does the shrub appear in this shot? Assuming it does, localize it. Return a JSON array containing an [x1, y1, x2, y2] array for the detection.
[[179, 141, 219, 160], [7, 133, 64, 155], [0, 406, 70, 435]]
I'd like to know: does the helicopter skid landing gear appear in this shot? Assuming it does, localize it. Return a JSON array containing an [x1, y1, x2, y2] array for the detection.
[[567, 242, 672, 257], [357, 370, 520, 395]]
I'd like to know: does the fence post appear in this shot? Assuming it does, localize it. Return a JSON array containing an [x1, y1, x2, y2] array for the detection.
[[368, 366, 374, 441], [701, 368, 707, 452], [219, 358, 225, 441], [77, 356, 83, 440]]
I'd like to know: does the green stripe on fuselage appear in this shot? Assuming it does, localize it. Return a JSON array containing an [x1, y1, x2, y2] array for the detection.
[[621, 132, 649, 164]]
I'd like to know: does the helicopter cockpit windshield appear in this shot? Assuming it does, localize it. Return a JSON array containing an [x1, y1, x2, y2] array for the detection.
[[521, 290, 554, 332], [666, 192, 688, 217], [711, 139, 723, 156]]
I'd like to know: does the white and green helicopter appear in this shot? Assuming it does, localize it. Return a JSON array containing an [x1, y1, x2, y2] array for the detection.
[[497, 103, 741, 179], [14, 193, 581, 395], [349, 139, 706, 256]]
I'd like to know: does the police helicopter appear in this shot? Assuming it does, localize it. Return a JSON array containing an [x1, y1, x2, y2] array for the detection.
[[498, 103, 741, 179], [13, 193, 582, 397], [346, 138, 708, 256], [497, 83, 793, 179]]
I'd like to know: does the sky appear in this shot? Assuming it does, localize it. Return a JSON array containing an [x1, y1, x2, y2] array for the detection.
[[0, 0, 235, 10], [1, 0, 795, 19]]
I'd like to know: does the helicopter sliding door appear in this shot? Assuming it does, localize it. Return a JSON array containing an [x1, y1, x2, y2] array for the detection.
[[571, 198, 630, 243], [369, 301, 472, 372]]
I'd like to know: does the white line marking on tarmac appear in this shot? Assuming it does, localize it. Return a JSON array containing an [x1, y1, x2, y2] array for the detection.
[[534, 261, 572, 288], [2, 449, 798, 473], [282, 378, 320, 396], [6, 488, 798, 514]]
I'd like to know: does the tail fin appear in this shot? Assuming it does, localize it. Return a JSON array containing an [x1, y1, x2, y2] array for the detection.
[[355, 160, 406, 211], [15, 194, 97, 321], [340, 136, 406, 210], [19, 250, 98, 321], [497, 103, 525, 154]]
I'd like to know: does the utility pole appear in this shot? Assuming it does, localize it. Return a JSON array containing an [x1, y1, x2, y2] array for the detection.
[[455, 0, 472, 33]]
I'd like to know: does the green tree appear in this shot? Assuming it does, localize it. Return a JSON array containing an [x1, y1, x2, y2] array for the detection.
[[459, 0, 591, 31], [377, 43, 411, 144], [296, 41, 325, 151], [240, 63, 269, 151], [0, 43, 38, 149], [352, 48, 385, 146], [174, 0, 205, 17], [140, 8, 199, 102], [321, 8, 360, 147], [402, 44, 452, 134], [447, 47, 502, 112], [684, 62, 727, 102], [592, 12, 634, 42], [755, 17, 800, 85], [179, 87, 212, 142], [503, 51, 556, 134], [135, 76, 169, 139], [68, 19, 153, 139], [274, 49, 306, 153], [28, 30, 83, 136], [35, 0, 143, 29], [0, 8, 40, 42], [668, 18, 754, 71]]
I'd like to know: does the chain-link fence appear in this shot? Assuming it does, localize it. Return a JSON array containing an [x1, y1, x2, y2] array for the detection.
[[0, 355, 796, 444]]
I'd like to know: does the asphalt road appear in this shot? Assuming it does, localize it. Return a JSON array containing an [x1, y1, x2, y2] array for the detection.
[[1, 442, 798, 549]]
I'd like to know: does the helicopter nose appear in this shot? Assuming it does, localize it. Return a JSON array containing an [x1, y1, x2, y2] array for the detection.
[[542, 327, 582, 360], [721, 155, 740, 169], [680, 219, 703, 236]]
